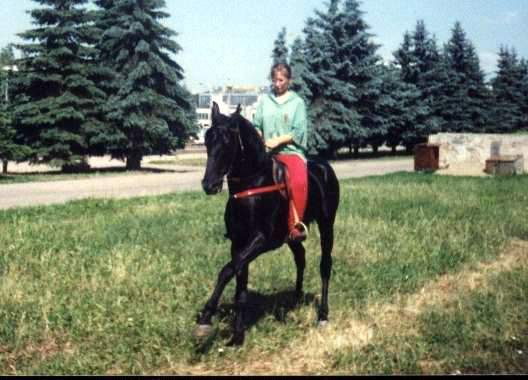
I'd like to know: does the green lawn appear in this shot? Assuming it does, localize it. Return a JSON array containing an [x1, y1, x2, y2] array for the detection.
[[0, 173, 526, 375]]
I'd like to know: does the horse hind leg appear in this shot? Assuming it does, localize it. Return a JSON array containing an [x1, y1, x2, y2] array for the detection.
[[317, 221, 334, 326], [288, 241, 306, 299]]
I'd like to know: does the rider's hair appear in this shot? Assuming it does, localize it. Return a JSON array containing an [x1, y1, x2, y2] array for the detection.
[[270, 62, 292, 80]]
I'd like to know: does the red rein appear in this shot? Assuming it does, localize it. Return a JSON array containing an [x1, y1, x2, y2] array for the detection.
[[232, 184, 287, 200]]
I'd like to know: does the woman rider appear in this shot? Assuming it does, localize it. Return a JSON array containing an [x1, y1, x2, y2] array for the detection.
[[253, 62, 309, 242]]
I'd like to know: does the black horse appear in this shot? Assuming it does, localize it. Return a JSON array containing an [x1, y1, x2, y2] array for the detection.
[[196, 102, 340, 345]]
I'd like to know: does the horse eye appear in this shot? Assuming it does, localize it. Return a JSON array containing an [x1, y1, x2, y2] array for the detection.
[[222, 133, 231, 145]]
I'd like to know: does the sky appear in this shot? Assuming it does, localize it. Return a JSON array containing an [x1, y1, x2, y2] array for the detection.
[[1, 0, 527, 92]]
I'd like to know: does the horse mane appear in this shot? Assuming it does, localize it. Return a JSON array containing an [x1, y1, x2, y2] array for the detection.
[[231, 113, 268, 166]]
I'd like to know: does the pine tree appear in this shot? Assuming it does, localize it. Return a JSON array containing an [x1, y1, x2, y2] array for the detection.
[[490, 47, 525, 132], [440, 22, 490, 133], [272, 27, 289, 65], [14, 0, 109, 171], [95, 0, 196, 170]]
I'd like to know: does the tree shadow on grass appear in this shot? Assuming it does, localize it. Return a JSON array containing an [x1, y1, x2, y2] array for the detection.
[[194, 289, 316, 353]]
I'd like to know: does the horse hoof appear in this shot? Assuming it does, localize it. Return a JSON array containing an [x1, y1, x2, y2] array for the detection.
[[227, 333, 245, 347], [194, 324, 213, 339], [318, 320, 329, 329]]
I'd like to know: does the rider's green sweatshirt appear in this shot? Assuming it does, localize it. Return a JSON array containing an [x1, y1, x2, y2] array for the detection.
[[253, 91, 308, 160]]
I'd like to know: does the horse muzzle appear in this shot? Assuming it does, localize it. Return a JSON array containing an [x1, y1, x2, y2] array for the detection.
[[202, 178, 224, 195]]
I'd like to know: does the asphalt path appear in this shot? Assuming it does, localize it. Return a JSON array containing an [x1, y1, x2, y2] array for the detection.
[[0, 158, 413, 210]]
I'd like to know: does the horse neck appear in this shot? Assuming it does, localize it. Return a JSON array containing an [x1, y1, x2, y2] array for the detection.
[[229, 122, 272, 183]]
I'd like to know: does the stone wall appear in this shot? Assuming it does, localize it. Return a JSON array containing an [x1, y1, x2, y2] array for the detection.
[[428, 133, 528, 173]]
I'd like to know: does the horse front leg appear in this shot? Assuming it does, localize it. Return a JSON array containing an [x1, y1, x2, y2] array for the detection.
[[195, 234, 265, 340], [195, 260, 236, 338]]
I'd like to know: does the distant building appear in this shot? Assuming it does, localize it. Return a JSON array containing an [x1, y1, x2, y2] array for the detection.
[[191, 85, 269, 144]]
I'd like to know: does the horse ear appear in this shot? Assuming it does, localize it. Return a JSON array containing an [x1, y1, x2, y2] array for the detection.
[[235, 104, 242, 114], [212, 102, 220, 119]]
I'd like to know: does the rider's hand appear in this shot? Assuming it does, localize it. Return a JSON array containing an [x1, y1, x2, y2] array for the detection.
[[265, 135, 293, 150], [265, 137, 281, 150]]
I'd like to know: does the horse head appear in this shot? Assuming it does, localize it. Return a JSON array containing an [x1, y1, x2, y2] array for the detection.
[[201, 102, 243, 195], [201, 102, 267, 195]]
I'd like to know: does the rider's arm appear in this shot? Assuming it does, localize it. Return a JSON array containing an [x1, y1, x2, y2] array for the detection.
[[290, 99, 308, 150]]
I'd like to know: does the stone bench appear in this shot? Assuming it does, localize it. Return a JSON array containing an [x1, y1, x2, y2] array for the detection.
[[485, 155, 524, 175]]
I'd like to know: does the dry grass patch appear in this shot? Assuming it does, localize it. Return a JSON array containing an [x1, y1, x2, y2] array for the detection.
[[1, 335, 77, 375], [366, 240, 527, 335], [171, 239, 527, 375]]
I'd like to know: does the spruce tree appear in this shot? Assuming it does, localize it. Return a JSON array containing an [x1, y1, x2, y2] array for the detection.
[[303, 11, 355, 157], [302, 0, 379, 157], [95, 0, 196, 170], [490, 47, 525, 132], [393, 32, 415, 83], [411, 21, 446, 134], [339, 0, 383, 154], [0, 45, 27, 174], [378, 64, 426, 153], [272, 27, 289, 65], [14, 0, 108, 171], [440, 22, 490, 133], [289, 37, 311, 103], [520, 58, 528, 131], [393, 20, 446, 146]]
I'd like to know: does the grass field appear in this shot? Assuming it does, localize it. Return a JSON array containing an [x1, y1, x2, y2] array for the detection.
[[0, 172, 527, 375]]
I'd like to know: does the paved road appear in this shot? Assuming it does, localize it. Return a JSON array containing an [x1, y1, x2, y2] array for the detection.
[[0, 158, 413, 210]]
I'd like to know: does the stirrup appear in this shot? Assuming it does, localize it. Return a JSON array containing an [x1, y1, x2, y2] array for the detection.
[[294, 222, 308, 236], [289, 222, 308, 242]]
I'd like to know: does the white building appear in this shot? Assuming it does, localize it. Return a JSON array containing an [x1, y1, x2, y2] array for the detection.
[[192, 85, 268, 144]]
